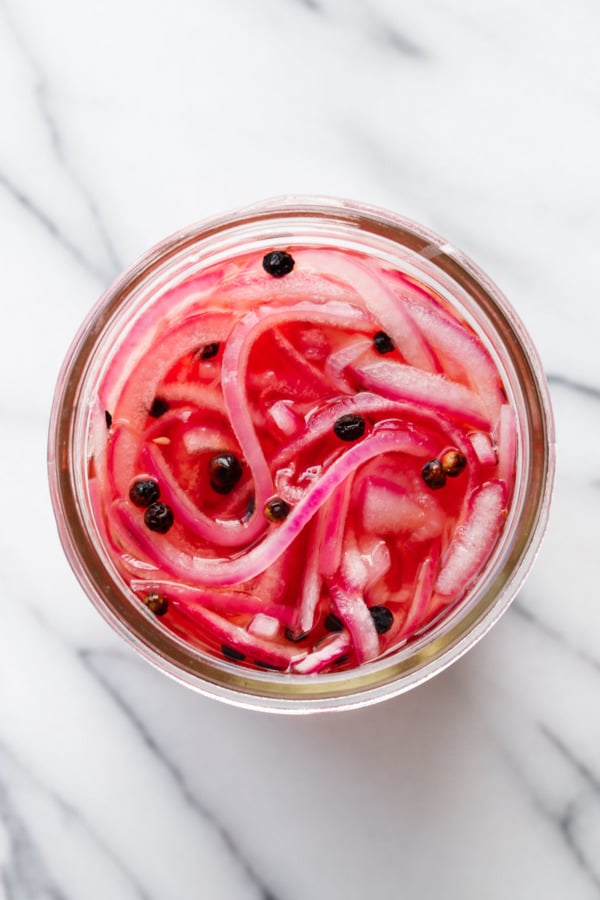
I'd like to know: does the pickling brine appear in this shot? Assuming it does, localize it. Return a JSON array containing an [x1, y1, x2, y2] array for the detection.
[[92, 245, 516, 675]]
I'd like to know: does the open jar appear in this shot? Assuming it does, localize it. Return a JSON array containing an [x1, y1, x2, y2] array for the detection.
[[48, 197, 555, 712]]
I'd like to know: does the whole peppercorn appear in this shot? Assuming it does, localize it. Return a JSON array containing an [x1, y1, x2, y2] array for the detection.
[[285, 627, 308, 643], [440, 449, 467, 477], [324, 613, 344, 632], [143, 593, 168, 616], [373, 331, 394, 354], [209, 453, 243, 494], [421, 459, 447, 490], [333, 414, 366, 442], [199, 342, 220, 360], [222, 644, 246, 662], [149, 397, 169, 418], [262, 250, 295, 278], [264, 497, 291, 523], [144, 502, 174, 533], [369, 605, 394, 634], [129, 479, 160, 508]]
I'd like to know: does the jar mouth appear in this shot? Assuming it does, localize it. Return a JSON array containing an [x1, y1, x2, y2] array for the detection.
[[48, 196, 556, 713]]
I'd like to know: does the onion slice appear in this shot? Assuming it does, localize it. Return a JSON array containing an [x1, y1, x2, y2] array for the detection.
[[295, 250, 438, 372], [111, 424, 438, 586], [350, 360, 490, 430], [434, 480, 507, 600], [398, 543, 441, 640], [292, 634, 351, 674]]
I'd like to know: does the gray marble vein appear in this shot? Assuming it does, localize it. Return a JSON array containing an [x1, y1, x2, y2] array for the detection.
[[366, 4, 428, 59], [0, 169, 106, 283], [291, 0, 320, 11], [0, 0, 121, 283], [512, 601, 600, 676], [547, 374, 600, 402], [78, 650, 278, 900], [0, 774, 68, 900], [470, 701, 600, 898], [558, 805, 600, 896], [375, 23, 427, 59], [0, 742, 152, 900]]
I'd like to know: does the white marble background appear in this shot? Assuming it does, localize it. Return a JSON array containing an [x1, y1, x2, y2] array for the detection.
[[1, 0, 599, 897]]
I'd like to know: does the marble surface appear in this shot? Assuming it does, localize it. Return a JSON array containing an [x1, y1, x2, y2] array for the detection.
[[1, 0, 599, 896]]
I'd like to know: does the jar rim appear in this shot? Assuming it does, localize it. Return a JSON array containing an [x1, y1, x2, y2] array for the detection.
[[48, 196, 556, 713]]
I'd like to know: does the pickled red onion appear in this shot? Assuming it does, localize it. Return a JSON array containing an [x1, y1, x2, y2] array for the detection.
[[94, 245, 516, 675]]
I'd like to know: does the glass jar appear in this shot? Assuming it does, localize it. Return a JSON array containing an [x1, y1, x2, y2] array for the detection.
[[48, 196, 555, 713]]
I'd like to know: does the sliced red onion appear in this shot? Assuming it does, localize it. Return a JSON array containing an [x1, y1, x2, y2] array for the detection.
[[143, 407, 196, 439], [220, 300, 374, 519], [434, 480, 507, 599], [319, 473, 354, 578], [106, 500, 161, 575], [294, 250, 438, 372], [468, 430, 498, 467], [324, 335, 372, 390], [495, 404, 517, 490], [173, 605, 304, 668], [109, 312, 232, 430], [87, 467, 112, 562], [97, 247, 517, 675], [272, 391, 460, 474], [99, 265, 230, 410], [111, 425, 435, 586], [292, 634, 351, 674], [140, 443, 265, 548], [267, 400, 303, 437], [151, 382, 227, 417], [398, 543, 440, 639], [271, 328, 336, 399], [360, 475, 446, 542], [297, 515, 324, 634], [90, 397, 109, 487], [243, 541, 292, 605], [218, 264, 367, 309], [358, 536, 392, 589], [349, 359, 490, 430], [247, 614, 281, 640], [180, 423, 233, 455], [328, 539, 379, 663], [107, 425, 143, 501], [131, 579, 296, 626], [386, 274, 505, 423]]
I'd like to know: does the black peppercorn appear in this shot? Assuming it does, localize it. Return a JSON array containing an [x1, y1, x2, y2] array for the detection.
[[209, 453, 243, 494], [421, 459, 446, 490], [199, 342, 220, 360], [129, 479, 160, 508], [149, 397, 169, 418], [373, 331, 394, 354], [144, 502, 174, 533], [284, 627, 308, 643], [143, 593, 168, 616], [440, 449, 467, 477], [262, 250, 295, 278], [333, 414, 366, 442], [264, 497, 291, 522], [222, 644, 246, 662], [324, 613, 344, 632], [369, 605, 394, 634]]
